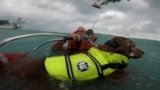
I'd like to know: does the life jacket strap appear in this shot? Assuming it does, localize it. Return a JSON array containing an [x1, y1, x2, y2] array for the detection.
[[86, 52, 104, 78], [65, 54, 75, 80], [48, 53, 75, 80], [101, 61, 128, 70]]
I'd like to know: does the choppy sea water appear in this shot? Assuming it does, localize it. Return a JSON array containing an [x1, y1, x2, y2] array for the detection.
[[0, 29, 160, 90]]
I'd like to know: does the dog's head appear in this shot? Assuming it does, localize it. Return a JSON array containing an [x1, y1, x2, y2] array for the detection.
[[104, 36, 144, 59]]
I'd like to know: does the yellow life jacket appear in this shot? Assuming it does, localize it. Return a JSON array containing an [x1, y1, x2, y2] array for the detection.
[[44, 47, 128, 81]]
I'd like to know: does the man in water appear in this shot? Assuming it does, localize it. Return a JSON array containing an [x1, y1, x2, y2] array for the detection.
[[51, 26, 97, 54]]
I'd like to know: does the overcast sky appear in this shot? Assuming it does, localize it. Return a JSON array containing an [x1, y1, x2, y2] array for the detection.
[[0, 0, 160, 41]]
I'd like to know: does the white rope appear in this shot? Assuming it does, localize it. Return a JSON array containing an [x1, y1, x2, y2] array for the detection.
[[91, 13, 101, 29]]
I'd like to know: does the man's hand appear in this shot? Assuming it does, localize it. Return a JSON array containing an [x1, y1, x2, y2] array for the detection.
[[70, 33, 81, 41]]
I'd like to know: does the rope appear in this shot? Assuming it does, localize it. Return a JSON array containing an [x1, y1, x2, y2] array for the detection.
[[91, 13, 101, 29]]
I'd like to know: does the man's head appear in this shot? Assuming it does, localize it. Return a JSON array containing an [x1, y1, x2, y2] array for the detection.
[[86, 29, 94, 35], [86, 29, 97, 42], [74, 26, 86, 35]]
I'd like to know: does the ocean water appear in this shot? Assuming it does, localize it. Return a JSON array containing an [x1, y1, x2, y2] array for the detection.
[[0, 29, 160, 90]]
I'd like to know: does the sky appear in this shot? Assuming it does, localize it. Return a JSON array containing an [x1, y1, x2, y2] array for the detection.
[[0, 0, 160, 41]]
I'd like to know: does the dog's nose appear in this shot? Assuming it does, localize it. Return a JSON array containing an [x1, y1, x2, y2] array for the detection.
[[128, 48, 144, 58]]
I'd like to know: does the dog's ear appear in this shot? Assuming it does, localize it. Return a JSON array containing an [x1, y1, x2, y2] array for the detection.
[[128, 48, 144, 59], [97, 44, 115, 52]]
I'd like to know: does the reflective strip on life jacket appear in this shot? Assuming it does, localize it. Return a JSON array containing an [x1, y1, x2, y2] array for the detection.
[[86, 52, 104, 78], [65, 54, 74, 80], [0, 53, 9, 66]]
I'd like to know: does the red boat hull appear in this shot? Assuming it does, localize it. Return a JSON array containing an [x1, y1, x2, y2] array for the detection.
[[0, 52, 27, 68]]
